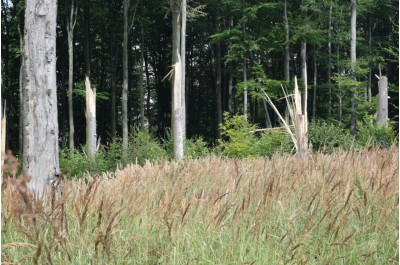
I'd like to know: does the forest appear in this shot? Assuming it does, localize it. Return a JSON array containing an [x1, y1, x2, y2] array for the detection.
[[1, 0, 399, 263]]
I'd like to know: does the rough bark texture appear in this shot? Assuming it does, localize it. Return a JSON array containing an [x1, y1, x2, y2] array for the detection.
[[23, 0, 60, 197], [377, 75, 389, 125], [350, 0, 357, 135], [85, 77, 96, 157], [122, 0, 129, 149], [172, 0, 184, 160]]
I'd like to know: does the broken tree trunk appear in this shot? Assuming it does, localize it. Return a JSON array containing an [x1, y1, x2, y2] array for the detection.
[[85, 76, 97, 158], [377, 73, 389, 125]]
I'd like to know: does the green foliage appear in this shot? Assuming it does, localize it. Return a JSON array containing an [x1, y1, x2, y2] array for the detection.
[[356, 123, 397, 148], [219, 113, 257, 158], [185, 137, 210, 159], [255, 131, 294, 157], [308, 120, 353, 152]]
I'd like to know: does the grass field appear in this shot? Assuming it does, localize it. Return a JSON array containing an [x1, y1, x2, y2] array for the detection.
[[2, 147, 399, 264]]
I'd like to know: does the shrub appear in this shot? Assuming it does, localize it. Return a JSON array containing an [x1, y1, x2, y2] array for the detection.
[[255, 131, 294, 157], [356, 123, 396, 148], [308, 120, 353, 152], [219, 114, 257, 158], [185, 137, 210, 158]]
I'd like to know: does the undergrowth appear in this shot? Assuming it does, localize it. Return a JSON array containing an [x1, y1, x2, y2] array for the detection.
[[2, 147, 398, 264]]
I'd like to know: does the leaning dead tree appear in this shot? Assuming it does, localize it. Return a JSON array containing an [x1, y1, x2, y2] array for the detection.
[[264, 76, 308, 160], [85, 76, 97, 158], [376, 69, 389, 125]]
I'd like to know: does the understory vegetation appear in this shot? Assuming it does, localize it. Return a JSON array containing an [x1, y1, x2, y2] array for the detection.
[[59, 117, 397, 178], [2, 147, 398, 264]]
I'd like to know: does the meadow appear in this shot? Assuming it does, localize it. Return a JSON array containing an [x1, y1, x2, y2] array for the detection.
[[2, 147, 398, 264]]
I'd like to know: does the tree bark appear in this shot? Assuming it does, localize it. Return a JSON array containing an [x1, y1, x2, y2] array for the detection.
[[328, 5, 332, 116], [243, 57, 248, 119], [181, 0, 187, 139], [367, 18, 372, 102], [67, 0, 77, 150], [215, 21, 222, 139], [85, 77, 96, 158], [23, 0, 60, 197], [140, 22, 145, 130], [350, 0, 357, 135], [313, 50, 317, 120], [84, 0, 91, 78], [122, 0, 129, 149], [301, 40, 307, 121], [284, 0, 290, 85], [171, 0, 184, 160], [377, 75, 388, 125]]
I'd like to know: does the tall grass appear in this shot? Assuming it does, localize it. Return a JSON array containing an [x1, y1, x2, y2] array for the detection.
[[2, 147, 399, 264]]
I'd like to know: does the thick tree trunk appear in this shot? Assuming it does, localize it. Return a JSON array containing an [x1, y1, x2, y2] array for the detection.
[[171, 0, 184, 160], [23, 0, 60, 197], [122, 0, 129, 149], [85, 77, 96, 157], [377, 75, 388, 125], [350, 0, 357, 135]]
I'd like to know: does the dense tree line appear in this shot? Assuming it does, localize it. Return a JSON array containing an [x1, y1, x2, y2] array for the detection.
[[2, 0, 398, 154]]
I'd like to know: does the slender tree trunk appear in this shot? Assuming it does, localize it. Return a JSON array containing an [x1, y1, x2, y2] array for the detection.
[[243, 57, 248, 119], [350, 0, 357, 135], [67, 1, 77, 150], [284, 0, 290, 123], [144, 47, 151, 119], [313, 50, 317, 120], [85, 77, 96, 157], [171, 0, 184, 160], [367, 18, 372, 102], [227, 17, 234, 115], [215, 23, 222, 139], [301, 40, 307, 119], [111, 47, 117, 137], [139, 22, 145, 130], [84, 0, 91, 78], [262, 98, 272, 128], [18, 23, 24, 154], [181, 0, 187, 139], [122, 0, 130, 149], [328, 5, 332, 116], [23, 0, 60, 197]]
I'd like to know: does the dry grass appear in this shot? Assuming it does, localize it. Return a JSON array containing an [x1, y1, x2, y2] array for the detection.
[[2, 147, 399, 264]]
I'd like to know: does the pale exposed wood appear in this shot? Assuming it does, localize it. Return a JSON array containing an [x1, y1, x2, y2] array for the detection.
[[377, 74, 389, 125], [23, 0, 60, 197], [85, 76, 97, 158], [350, 0, 357, 135]]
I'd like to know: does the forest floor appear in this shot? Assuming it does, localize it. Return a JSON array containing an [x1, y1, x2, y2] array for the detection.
[[2, 147, 399, 264]]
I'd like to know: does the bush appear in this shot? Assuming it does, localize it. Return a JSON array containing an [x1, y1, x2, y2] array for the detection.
[[308, 120, 353, 152], [219, 114, 257, 158], [255, 131, 294, 157], [356, 123, 396, 148], [185, 137, 210, 158]]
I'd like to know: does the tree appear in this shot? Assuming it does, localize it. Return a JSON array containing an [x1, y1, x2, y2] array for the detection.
[[67, 0, 78, 150], [171, 0, 184, 160], [22, 0, 60, 196], [350, 0, 357, 135]]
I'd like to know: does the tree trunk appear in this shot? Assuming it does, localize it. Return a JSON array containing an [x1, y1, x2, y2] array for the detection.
[[284, 0, 290, 85], [122, 0, 129, 149], [243, 57, 248, 119], [227, 17, 234, 115], [301, 40, 307, 121], [111, 47, 117, 137], [215, 24, 222, 139], [85, 77, 96, 157], [23, 0, 60, 197], [313, 50, 317, 120], [262, 98, 272, 128], [328, 5, 332, 116], [367, 18, 372, 102], [140, 22, 145, 130], [377, 75, 388, 125], [181, 0, 187, 139], [67, 0, 77, 151], [84, 0, 91, 78], [350, 0, 357, 135], [171, 0, 184, 160]]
